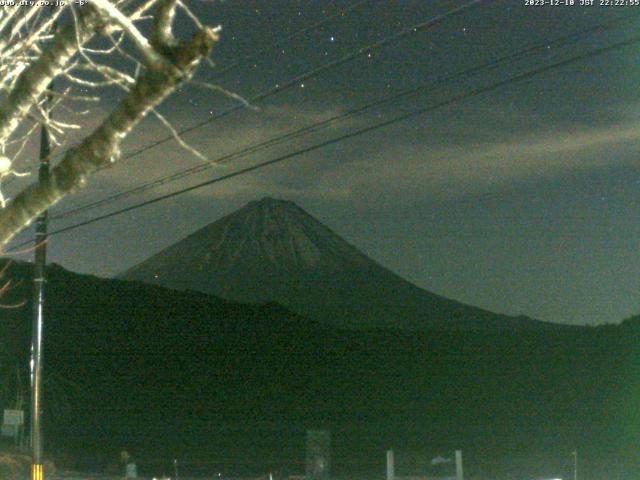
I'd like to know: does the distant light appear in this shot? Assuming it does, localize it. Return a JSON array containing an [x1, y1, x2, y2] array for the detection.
[[329, 36, 335, 42]]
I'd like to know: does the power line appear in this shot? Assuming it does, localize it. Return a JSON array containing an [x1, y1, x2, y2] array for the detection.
[[111, 0, 485, 159], [51, 12, 639, 221], [12, 33, 637, 248], [41, 0, 485, 172]]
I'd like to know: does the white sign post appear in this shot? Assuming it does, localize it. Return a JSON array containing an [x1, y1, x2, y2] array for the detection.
[[1, 409, 24, 442], [386, 449, 395, 480], [455, 450, 463, 480], [3, 409, 24, 426]]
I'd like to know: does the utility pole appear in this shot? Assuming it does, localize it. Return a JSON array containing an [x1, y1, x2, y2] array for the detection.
[[572, 449, 578, 480], [31, 87, 52, 480]]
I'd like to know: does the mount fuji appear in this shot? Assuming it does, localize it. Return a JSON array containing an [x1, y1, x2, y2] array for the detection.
[[120, 197, 555, 331]]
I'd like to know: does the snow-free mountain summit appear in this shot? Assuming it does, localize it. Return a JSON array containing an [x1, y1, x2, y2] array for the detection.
[[120, 197, 550, 331]]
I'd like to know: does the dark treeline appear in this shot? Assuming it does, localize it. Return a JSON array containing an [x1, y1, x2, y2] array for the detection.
[[0, 261, 638, 479]]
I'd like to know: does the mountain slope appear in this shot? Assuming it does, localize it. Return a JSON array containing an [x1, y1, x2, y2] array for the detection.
[[120, 197, 556, 331]]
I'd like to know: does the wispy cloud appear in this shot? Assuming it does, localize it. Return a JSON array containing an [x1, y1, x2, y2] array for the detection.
[[306, 120, 640, 203]]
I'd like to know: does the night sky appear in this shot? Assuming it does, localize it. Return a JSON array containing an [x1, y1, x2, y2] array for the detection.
[[6, 0, 640, 325]]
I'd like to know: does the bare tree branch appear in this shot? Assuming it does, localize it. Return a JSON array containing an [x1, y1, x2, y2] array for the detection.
[[0, 25, 219, 245], [0, 7, 102, 148], [0, 0, 225, 246], [91, 0, 168, 70]]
